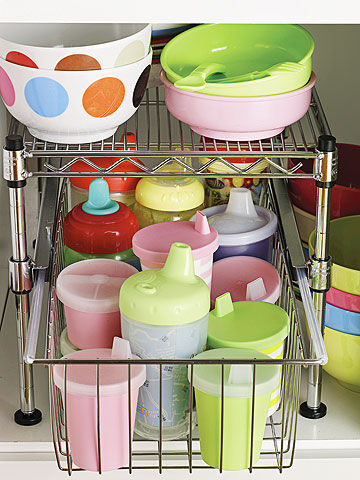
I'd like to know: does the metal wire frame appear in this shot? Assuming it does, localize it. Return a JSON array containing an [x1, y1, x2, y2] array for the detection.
[[36, 178, 307, 474], [12, 87, 327, 180]]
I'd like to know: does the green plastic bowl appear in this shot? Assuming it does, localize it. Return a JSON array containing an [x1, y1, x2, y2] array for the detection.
[[309, 215, 360, 295], [323, 326, 360, 393], [161, 24, 314, 97]]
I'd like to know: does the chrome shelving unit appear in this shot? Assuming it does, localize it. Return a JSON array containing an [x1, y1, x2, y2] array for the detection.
[[2, 84, 336, 471]]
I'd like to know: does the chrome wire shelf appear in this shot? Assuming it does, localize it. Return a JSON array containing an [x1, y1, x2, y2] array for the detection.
[[21, 175, 327, 474], [45, 180, 303, 473], [11, 87, 329, 180]]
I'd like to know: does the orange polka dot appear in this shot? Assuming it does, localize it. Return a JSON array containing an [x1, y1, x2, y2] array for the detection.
[[82, 77, 125, 118], [55, 54, 101, 71]]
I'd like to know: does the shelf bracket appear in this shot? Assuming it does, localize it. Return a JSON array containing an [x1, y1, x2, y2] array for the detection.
[[3, 134, 42, 426], [300, 134, 338, 420]]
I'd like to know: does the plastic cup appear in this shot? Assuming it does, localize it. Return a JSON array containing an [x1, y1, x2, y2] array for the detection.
[[191, 188, 277, 262], [190, 348, 279, 470], [210, 256, 281, 307], [53, 339, 146, 472], [132, 211, 219, 288], [56, 259, 138, 349], [208, 293, 290, 416], [120, 242, 210, 440]]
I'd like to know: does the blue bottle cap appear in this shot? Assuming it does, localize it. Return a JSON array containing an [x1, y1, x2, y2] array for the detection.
[[82, 179, 119, 215]]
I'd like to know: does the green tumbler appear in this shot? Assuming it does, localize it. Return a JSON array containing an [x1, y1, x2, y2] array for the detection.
[[190, 348, 279, 470]]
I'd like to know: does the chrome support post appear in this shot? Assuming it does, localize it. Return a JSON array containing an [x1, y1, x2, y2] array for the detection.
[[300, 134, 337, 419], [3, 134, 42, 425]]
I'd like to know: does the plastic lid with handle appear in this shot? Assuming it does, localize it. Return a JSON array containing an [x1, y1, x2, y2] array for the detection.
[[207, 292, 290, 351], [189, 347, 280, 398], [132, 211, 219, 263], [63, 179, 139, 254], [210, 256, 281, 305], [203, 188, 277, 245], [56, 258, 138, 313], [53, 337, 146, 397], [69, 133, 144, 192], [120, 242, 210, 325]]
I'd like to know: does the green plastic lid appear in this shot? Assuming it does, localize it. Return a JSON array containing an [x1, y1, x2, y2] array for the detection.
[[82, 178, 119, 215], [208, 293, 290, 351], [119, 242, 210, 325], [190, 348, 280, 398]]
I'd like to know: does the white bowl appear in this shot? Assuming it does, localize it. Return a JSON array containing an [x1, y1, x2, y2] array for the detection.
[[0, 51, 152, 144], [0, 23, 151, 70]]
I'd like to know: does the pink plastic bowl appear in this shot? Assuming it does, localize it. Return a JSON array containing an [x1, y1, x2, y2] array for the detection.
[[327, 287, 360, 313], [161, 70, 316, 141]]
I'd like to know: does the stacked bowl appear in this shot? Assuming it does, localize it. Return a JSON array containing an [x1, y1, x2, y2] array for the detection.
[[309, 216, 360, 393], [0, 23, 152, 143], [149, 24, 196, 88], [289, 143, 360, 248], [160, 24, 315, 141]]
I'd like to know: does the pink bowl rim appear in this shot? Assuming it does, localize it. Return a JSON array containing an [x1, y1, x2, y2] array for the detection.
[[327, 286, 360, 313], [160, 69, 316, 102]]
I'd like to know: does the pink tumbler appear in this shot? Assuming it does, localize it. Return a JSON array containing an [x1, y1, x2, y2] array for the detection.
[[210, 256, 281, 307], [53, 339, 146, 472], [56, 259, 138, 349], [132, 211, 218, 288]]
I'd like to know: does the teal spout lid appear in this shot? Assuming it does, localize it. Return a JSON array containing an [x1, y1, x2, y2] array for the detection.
[[82, 178, 119, 215], [208, 292, 290, 351], [119, 242, 210, 325]]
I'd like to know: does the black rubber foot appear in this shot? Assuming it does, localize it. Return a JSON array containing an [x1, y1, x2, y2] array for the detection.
[[299, 402, 327, 419], [14, 408, 42, 426]]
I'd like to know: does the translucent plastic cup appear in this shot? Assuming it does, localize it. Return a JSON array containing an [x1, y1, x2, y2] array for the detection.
[[56, 259, 138, 349], [53, 340, 146, 472], [190, 348, 279, 470]]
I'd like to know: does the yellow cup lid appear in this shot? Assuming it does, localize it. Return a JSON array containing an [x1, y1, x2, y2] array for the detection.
[[135, 177, 204, 211], [200, 156, 268, 174]]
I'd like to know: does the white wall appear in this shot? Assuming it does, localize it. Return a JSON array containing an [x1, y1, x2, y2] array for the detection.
[[304, 24, 360, 144]]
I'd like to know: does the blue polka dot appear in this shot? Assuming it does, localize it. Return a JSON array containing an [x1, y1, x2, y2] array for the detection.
[[25, 77, 69, 117]]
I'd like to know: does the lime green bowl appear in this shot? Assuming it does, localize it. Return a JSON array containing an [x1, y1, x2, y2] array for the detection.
[[309, 215, 360, 295], [161, 24, 314, 97], [323, 327, 360, 393]]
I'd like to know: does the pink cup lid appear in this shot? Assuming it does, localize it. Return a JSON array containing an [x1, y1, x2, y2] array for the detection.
[[56, 259, 138, 313], [210, 256, 281, 306], [132, 211, 219, 264], [53, 338, 146, 397]]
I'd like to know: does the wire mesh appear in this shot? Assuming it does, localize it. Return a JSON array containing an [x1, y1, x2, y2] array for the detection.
[[41, 178, 305, 474], [15, 87, 325, 180]]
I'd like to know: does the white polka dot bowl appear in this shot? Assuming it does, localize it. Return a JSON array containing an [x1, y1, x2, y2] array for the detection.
[[0, 23, 151, 70], [0, 51, 152, 144]]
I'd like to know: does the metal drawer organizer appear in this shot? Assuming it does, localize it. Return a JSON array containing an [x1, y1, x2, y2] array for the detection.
[[4, 85, 336, 474]]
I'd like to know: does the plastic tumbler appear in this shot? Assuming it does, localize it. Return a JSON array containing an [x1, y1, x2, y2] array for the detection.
[[133, 176, 204, 228], [63, 178, 139, 267], [132, 211, 219, 288], [210, 256, 281, 307], [190, 348, 280, 470], [56, 258, 138, 349], [193, 188, 277, 262], [207, 293, 289, 416], [120, 242, 210, 440], [53, 338, 146, 472]]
